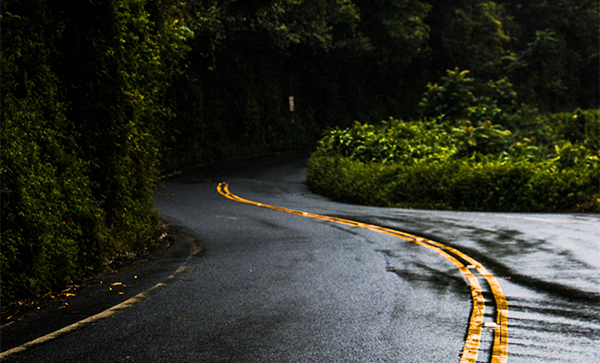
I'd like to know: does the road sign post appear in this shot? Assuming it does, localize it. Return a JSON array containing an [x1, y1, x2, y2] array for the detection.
[[289, 96, 295, 123]]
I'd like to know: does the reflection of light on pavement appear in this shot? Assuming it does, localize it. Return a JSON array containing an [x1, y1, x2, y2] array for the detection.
[[218, 182, 509, 363], [477, 213, 599, 225]]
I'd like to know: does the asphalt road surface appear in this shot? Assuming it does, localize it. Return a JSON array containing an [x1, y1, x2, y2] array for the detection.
[[2, 152, 599, 362]]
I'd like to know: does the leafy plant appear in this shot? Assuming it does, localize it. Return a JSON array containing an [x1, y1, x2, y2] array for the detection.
[[1, 0, 192, 303], [308, 102, 599, 213], [419, 68, 477, 121]]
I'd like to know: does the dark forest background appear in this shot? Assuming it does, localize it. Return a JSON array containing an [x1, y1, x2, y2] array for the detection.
[[2, 0, 598, 302]]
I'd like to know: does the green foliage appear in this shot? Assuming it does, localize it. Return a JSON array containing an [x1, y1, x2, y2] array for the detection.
[[419, 68, 521, 127], [452, 121, 514, 158], [308, 104, 599, 212], [308, 148, 599, 213], [159, 0, 369, 170], [499, 0, 599, 110], [419, 68, 477, 121], [547, 110, 600, 153], [1, 0, 192, 303], [162, 0, 598, 170], [504, 30, 571, 110], [424, 0, 510, 79], [354, 0, 432, 65], [316, 119, 456, 164], [1, 0, 106, 300]]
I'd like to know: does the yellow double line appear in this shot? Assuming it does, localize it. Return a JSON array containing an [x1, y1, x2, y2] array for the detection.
[[217, 182, 508, 363]]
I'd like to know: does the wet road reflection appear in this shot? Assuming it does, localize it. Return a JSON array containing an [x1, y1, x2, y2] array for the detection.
[[503, 285, 600, 362], [357, 212, 600, 363], [169, 153, 600, 362], [2, 153, 596, 363]]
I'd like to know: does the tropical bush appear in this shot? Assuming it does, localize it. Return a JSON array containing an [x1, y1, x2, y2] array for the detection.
[[307, 107, 599, 212]]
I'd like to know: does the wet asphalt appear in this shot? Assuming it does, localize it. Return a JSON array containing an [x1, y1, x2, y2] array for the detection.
[[1, 152, 599, 362]]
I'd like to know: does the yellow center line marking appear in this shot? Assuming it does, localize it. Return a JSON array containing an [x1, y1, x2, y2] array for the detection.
[[217, 182, 509, 363]]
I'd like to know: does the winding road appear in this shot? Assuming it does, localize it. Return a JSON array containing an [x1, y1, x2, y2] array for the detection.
[[2, 152, 599, 362]]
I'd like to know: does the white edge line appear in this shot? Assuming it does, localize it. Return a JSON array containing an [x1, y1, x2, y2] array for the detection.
[[0, 264, 191, 360]]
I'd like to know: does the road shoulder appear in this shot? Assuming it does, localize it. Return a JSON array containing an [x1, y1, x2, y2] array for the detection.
[[0, 223, 200, 355]]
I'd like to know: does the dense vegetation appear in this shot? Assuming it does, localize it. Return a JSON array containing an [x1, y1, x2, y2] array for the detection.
[[1, 0, 192, 303], [2, 0, 598, 302], [161, 0, 599, 169], [307, 71, 599, 211]]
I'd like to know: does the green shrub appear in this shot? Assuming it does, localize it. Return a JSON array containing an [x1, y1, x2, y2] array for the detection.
[[307, 153, 599, 212], [307, 109, 599, 213], [419, 68, 476, 121]]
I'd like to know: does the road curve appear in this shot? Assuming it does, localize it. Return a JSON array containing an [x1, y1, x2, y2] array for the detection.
[[2, 152, 598, 362], [217, 182, 508, 363]]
